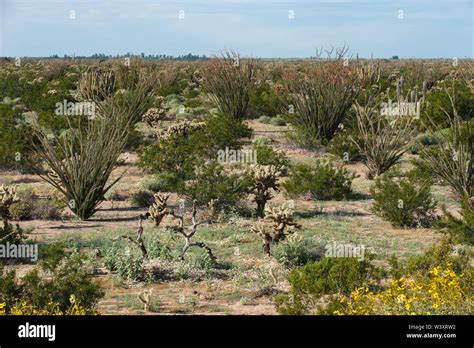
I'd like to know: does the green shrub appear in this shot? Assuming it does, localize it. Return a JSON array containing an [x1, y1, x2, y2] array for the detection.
[[144, 235, 173, 260], [10, 189, 57, 221], [103, 245, 146, 282], [327, 129, 364, 163], [131, 190, 155, 208], [271, 236, 313, 268], [370, 168, 437, 227], [142, 172, 183, 193], [138, 120, 207, 180], [104, 189, 121, 201], [270, 117, 286, 126], [0, 221, 27, 245], [258, 115, 272, 124], [186, 249, 214, 274], [1, 244, 104, 314], [389, 238, 472, 279], [284, 128, 322, 150], [203, 113, 252, 153], [251, 139, 289, 171], [138, 114, 251, 187], [32, 198, 64, 220], [249, 83, 282, 117], [282, 161, 356, 200], [183, 87, 200, 99], [183, 163, 249, 211], [434, 197, 474, 245], [410, 132, 446, 154], [421, 81, 473, 130], [275, 256, 380, 314], [0, 105, 33, 170], [326, 239, 473, 315], [9, 201, 33, 221]]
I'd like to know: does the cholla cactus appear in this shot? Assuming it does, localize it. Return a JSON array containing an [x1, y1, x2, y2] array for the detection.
[[251, 203, 300, 255], [142, 107, 166, 128], [158, 120, 205, 141], [148, 192, 170, 227], [264, 203, 300, 240], [142, 96, 166, 127], [251, 222, 273, 255], [191, 69, 204, 87], [137, 289, 153, 312], [0, 185, 19, 223], [247, 165, 281, 217]]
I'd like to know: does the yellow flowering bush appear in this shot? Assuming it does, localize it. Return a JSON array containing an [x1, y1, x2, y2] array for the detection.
[[0, 298, 88, 315], [333, 262, 473, 315]]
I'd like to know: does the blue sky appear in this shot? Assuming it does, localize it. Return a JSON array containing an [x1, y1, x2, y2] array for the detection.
[[0, 0, 472, 58]]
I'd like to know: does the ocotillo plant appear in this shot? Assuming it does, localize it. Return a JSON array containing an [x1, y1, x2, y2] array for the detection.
[[278, 48, 378, 142], [418, 86, 473, 198], [202, 49, 259, 120], [31, 67, 154, 220], [351, 88, 416, 179]]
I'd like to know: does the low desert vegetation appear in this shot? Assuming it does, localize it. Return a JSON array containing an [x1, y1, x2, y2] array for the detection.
[[0, 53, 472, 316]]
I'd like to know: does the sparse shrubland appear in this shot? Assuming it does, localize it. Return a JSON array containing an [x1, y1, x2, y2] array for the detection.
[[0, 56, 472, 317]]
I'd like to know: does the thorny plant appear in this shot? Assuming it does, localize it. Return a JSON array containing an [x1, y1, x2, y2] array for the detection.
[[252, 203, 300, 255], [247, 165, 282, 218], [418, 84, 473, 198], [351, 87, 417, 179], [202, 49, 259, 120], [31, 67, 154, 220]]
